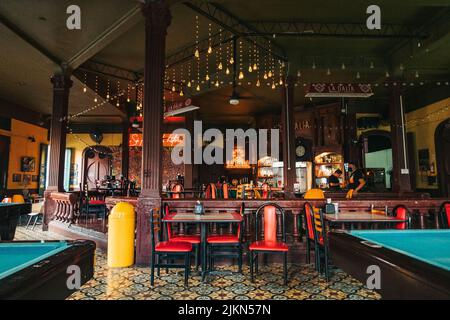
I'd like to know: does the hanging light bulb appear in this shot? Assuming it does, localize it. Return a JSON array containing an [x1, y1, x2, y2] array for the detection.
[[279, 78, 283, 86], [116, 101, 120, 107], [187, 80, 192, 88], [271, 83, 276, 89], [215, 80, 219, 87], [256, 79, 261, 87], [208, 46, 212, 54], [83, 87, 87, 93], [248, 65, 253, 73], [268, 70, 273, 78], [172, 85, 176, 92], [180, 89, 184, 97], [297, 70, 301, 78], [94, 97, 98, 103], [341, 63, 346, 70], [356, 71, 361, 79], [218, 62, 223, 70], [253, 63, 257, 71], [326, 68, 331, 76], [263, 73, 268, 80], [225, 67, 230, 75], [206, 74, 210, 81], [229, 57, 234, 64], [415, 70, 419, 78], [195, 49, 200, 59], [385, 70, 390, 78], [196, 84, 200, 91], [239, 71, 244, 80], [127, 97, 130, 103]]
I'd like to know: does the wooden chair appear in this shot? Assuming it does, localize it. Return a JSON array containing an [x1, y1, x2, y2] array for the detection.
[[150, 208, 192, 287], [439, 202, 450, 229], [207, 202, 244, 273], [391, 205, 412, 230], [303, 202, 319, 271], [312, 209, 331, 281], [249, 203, 289, 285], [162, 203, 200, 270]]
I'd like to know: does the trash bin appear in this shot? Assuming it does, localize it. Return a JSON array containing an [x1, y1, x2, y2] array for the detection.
[[107, 202, 135, 268]]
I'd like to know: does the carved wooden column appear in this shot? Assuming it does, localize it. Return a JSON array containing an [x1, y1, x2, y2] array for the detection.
[[389, 82, 412, 193], [136, 0, 171, 265], [43, 72, 72, 230], [121, 120, 130, 179], [281, 76, 296, 199], [343, 111, 361, 165]]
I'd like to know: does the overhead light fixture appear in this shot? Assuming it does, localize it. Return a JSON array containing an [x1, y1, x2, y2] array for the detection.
[[385, 70, 390, 78], [341, 63, 346, 70], [229, 90, 240, 105]]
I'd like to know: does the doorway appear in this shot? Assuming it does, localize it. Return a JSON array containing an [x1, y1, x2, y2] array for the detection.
[[81, 146, 112, 189], [0, 135, 10, 193], [435, 118, 450, 197], [361, 130, 392, 190]]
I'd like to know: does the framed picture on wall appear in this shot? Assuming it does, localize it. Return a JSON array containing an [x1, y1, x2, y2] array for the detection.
[[21, 157, 36, 172], [12, 174, 22, 182]]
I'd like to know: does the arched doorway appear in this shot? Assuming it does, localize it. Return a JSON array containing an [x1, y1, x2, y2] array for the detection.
[[81, 146, 112, 189], [360, 130, 392, 190], [435, 118, 450, 197]]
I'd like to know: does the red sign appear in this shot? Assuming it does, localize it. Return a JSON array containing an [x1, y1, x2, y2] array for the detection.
[[129, 133, 184, 147], [305, 83, 373, 98]]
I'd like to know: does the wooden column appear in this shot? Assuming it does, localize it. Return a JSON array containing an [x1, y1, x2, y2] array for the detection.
[[281, 76, 296, 199], [136, 0, 171, 266], [121, 120, 130, 179], [184, 113, 195, 189], [43, 72, 73, 230], [343, 111, 361, 165], [389, 83, 412, 193]]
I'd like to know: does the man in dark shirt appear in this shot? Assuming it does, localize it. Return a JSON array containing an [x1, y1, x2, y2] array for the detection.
[[327, 169, 343, 191], [347, 163, 366, 195]]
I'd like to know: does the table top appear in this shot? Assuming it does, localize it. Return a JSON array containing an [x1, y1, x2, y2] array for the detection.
[[163, 212, 242, 223], [323, 212, 406, 223]]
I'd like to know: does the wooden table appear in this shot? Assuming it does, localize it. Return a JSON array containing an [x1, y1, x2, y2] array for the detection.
[[323, 212, 406, 229], [162, 211, 242, 281]]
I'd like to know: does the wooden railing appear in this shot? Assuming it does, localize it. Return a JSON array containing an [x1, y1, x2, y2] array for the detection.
[[45, 192, 79, 225]]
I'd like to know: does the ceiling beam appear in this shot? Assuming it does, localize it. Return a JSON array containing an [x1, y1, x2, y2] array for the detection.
[[183, 1, 287, 62], [243, 21, 429, 39], [67, 5, 142, 70]]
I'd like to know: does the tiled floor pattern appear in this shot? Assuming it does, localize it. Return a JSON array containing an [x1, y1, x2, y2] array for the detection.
[[14, 226, 380, 300]]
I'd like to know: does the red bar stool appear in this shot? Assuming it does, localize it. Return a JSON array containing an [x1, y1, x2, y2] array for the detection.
[[249, 203, 289, 285], [206, 203, 244, 273], [391, 205, 412, 229], [150, 208, 192, 287], [162, 203, 201, 270]]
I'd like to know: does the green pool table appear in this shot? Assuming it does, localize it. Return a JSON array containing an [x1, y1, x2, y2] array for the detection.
[[0, 202, 31, 240], [330, 230, 450, 299], [0, 240, 95, 300]]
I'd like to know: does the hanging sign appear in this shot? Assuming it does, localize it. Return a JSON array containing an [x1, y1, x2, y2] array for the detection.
[[305, 83, 374, 98], [164, 98, 199, 117]]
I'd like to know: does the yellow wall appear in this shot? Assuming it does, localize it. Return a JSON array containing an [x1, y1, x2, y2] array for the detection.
[[0, 119, 48, 190], [406, 97, 450, 190], [66, 133, 122, 189]]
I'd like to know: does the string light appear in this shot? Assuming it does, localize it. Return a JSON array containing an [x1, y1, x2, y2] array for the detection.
[[217, 29, 223, 70], [194, 15, 200, 59], [207, 23, 213, 54], [106, 79, 110, 100], [253, 42, 258, 71], [238, 40, 244, 80], [126, 84, 131, 103], [94, 76, 98, 103], [83, 73, 87, 93], [116, 81, 120, 107], [187, 60, 192, 88]]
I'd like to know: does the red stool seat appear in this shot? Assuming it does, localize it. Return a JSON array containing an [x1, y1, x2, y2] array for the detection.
[[89, 200, 106, 205], [170, 235, 201, 244], [249, 240, 289, 252], [207, 235, 239, 244], [155, 241, 192, 252]]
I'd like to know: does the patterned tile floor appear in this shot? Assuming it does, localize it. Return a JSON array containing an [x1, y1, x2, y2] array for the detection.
[[14, 226, 380, 300]]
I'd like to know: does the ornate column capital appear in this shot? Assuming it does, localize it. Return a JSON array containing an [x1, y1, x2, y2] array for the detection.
[[141, 0, 172, 34]]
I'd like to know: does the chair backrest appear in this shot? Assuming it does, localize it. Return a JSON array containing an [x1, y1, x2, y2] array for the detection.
[[1, 197, 12, 203], [162, 203, 173, 240], [304, 188, 325, 199], [255, 202, 286, 243], [312, 209, 327, 245], [150, 208, 162, 250], [235, 202, 245, 239], [222, 183, 229, 199], [12, 194, 25, 203], [304, 202, 315, 240], [261, 183, 270, 199], [439, 202, 450, 229], [171, 183, 183, 199], [205, 183, 217, 199], [392, 205, 410, 230]]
